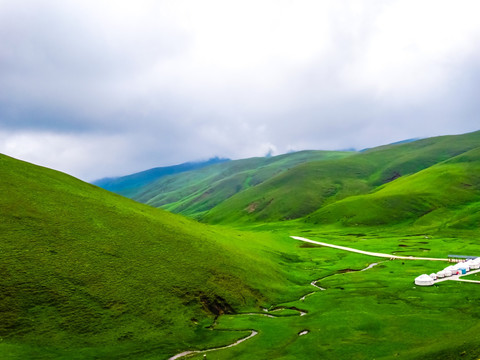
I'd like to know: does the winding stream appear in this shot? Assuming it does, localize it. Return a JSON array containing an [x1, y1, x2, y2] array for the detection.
[[168, 330, 258, 360], [168, 260, 382, 359], [168, 235, 458, 358]]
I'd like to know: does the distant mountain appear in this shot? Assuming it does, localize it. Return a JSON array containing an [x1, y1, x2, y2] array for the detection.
[[359, 137, 421, 152], [131, 150, 354, 218], [119, 131, 480, 229], [204, 131, 480, 225], [92, 157, 229, 197]]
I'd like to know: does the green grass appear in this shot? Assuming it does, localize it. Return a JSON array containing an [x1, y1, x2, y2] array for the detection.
[[307, 147, 480, 227], [0, 154, 319, 359], [3, 130, 480, 359], [92, 158, 229, 197], [101, 131, 480, 228], [202, 131, 480, 225], [163, 229, 480, 360], [461, 273, 480, 281], [131, 150, 353, 218]]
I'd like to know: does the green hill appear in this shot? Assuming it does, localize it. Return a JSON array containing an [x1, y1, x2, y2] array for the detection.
[[307, 147, 480, 227], [3, 141, 480, 359], [92, 157, 229, 197], [132, 150, 352, 218], [203, 131, 480, 225], [0, 154, 307, 359]]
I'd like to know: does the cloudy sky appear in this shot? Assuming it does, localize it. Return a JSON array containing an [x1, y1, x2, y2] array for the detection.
[[1, 0, 479, 180]]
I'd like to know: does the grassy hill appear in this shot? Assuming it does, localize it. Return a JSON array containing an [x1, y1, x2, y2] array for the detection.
[[203, 131, 480, 225], [131, 150, 352, 218], [92, 157, 229, 197], [307, 147, 480, 228], [0, 154, 313, 359], [3, 144, 480, 359]]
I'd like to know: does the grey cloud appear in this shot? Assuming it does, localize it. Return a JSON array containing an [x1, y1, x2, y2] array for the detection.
[[1, 1, 480, 180]]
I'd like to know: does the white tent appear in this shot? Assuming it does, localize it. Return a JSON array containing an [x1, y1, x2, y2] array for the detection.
[[436, 270, 446, 278], [444, 269, 453, 277], [471, 259, 480, 269], [453, 263, 469, 273], [444, 266, 457, 276], [429, 273, 437, 280], [466, 259, 478, 269], [415, 274, 434, 286]]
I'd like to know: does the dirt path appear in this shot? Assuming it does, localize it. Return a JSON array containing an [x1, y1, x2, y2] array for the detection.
[[291, 236, 450, 261]]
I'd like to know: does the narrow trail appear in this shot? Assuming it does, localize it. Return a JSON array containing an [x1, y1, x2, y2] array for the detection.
[[292, 236, 450, 261], [168, 330, 258, 360]]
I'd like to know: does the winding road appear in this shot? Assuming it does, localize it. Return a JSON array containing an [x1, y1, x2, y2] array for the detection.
[[291, 236, 450, 261]]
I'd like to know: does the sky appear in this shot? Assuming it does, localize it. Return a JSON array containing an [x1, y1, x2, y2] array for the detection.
[[1, 0, 480, 181]]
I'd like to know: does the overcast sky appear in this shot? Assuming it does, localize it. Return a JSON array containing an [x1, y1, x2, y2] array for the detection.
[[1, 0, 479, 180]]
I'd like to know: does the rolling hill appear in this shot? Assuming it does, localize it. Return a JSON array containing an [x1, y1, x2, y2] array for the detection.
[[129, 150, 352, 218], [0, 153, 309, 359], [306, 146, 480, 228], [92, 157, 229, 197], [201, 131, 480, 226], [110, 131, 480, 228], [3, 133, 480, 359]]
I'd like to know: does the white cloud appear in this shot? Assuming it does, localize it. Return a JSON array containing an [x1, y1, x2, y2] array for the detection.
[[1, 0, 479, 179]]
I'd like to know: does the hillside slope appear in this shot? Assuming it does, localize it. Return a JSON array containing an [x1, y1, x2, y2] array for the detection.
[[92, 157, 229, 197], [133, 150, 352, 218], [203, 131, 480, 224], [0, 154, 299, 359], [307, 147, 480, 228]]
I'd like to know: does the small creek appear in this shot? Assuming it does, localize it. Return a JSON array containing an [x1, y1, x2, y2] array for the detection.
[[168, 261, 382, 359], [169, 330, 258, 360]]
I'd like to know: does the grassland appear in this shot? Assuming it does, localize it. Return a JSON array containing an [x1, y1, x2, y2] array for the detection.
[[168, 224, 480, 360], [203, 131, 480, 224], [128, 150, 352, 218], [92, 158, 228, 198], [2, 130, 480, 359], [114, 131, 480, 227], [0, 154, 319, 359]]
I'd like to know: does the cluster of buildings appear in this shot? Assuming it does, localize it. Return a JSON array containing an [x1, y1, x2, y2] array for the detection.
[[415, 256, 480, 286]]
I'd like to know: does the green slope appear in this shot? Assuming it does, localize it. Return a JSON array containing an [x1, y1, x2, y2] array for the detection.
[[0, 154, 307, 359], [3, 150, 480, 360], [92, 157, 229, 197], [307, 147, 480, 227], [133, 150, 352, 218], [203, 131, 480, 225]]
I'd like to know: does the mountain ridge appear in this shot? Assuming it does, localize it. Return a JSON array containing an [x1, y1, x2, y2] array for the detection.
[[92, 157, 230, 197], [106, 130, 480, 228]]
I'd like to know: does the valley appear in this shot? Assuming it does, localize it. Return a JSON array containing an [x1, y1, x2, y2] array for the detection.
[[1, 131, 480, 359], [170, 232, 480, 360]]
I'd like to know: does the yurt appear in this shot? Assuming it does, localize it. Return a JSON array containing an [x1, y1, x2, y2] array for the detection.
[[429, 273, 437, 280], [472, 258, 480, 269], [453, 263, 469, 274], [443, 268, 453, 277], [415, 274, 434, 286], [436, 270, 446, 278], [467, 258, 480, 270], [445, 266, 457, 276]]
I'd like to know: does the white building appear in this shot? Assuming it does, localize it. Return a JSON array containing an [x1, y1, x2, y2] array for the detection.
[[415, 274, 434, 286]]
